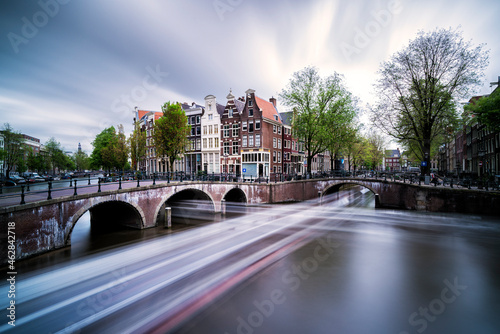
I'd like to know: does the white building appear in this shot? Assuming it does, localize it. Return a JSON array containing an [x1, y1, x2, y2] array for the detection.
[[201, 95, 224, 174]]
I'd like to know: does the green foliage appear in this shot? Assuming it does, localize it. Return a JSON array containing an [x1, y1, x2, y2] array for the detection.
[[153, 101, 190, 172], [90, 126, 129, 171], [464, 88, 500, 131], [0, 123, 25, 178], [280, 66, 358, 174], [129, 121, 146, 170], [370, 27, 489, 175], [45, 137, 70, 174], [73, 150, 90, 171]]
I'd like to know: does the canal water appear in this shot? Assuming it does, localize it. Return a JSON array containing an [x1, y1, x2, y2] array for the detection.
[[2, 186, 500, 334]]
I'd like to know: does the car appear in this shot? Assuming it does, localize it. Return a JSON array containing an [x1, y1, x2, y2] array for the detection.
[[28, 175, 45, 183], [10, 175, 26, 184]]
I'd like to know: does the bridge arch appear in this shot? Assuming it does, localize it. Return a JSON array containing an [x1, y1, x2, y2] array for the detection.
[[223, 187, 247, 203], [66, 199, 146, 245], [154, 188, 216, 225], [322, 181, 377, 197]]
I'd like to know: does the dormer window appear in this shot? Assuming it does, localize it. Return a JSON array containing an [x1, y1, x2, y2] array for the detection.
[[274, 115, 279, 121]]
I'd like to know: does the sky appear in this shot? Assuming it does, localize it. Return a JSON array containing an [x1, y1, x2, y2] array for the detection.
[[1, 0, 499, 153]]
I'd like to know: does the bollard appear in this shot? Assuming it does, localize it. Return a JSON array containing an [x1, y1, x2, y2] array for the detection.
[[47, 181, 52, 200], [221, 199, 226, 216], [88, 174, 91, 185], [98, 178, 101, 192], [153, 173, 156, 185], [165, 206, 171, 228], [137, 177, 140, 187], [20, 185, 25, 205], [73, 180, 78, 196]]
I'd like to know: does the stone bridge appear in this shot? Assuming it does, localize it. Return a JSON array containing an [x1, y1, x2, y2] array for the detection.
[[1, 178, 499, 263]]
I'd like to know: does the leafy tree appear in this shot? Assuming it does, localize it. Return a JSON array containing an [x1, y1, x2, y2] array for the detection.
[[153, 102, 190, 173], [91, 125, 129, 172], [464, 87, 500, 131], [0, 123, 25, 178], [45, 137, 70, 175], [365, 130, 387, 171], [280, 66, 358, 174], [73, 150, 90, 171], [129, 120, 146, 170], [370, 27, 489, 175]]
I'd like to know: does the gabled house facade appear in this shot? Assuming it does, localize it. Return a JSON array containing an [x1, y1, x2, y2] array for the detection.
[[202, 95, 224, 174], [220, 90, 244, 175], [182, 102, 205, 175]]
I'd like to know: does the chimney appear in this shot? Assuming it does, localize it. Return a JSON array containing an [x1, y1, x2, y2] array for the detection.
[[269, 96, 276, 107], [238, 96, 245, 102]]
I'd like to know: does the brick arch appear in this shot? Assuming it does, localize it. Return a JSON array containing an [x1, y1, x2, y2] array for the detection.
[[153, 187, 216, 226], [65, 198, 146, 245], [322, 181, 378, 198], [222, 186, 248, 203]]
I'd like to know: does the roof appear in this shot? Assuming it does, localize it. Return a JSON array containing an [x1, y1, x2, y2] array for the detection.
[[234, 99, 245, 113], [279, 111, 293, 126], [216, 103, 225, 117], [255, 95, 281, 123]]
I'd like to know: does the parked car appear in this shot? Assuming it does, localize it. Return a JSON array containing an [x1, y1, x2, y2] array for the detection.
[[10, 175, 26, 184], [28, 175, 45, 183]]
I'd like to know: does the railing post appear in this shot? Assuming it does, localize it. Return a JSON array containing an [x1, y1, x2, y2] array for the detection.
[[73, 180, 78, 196], [165, 207, 171, 228], [137, 176, 140, 187], [88, 174, 91, 185], [167, 172, 170, 184], [119, 176, 122, 190], [20, 185, 25, 205], [47, 181, 52, 200], [98, 178, 101, 192], [153, 172, 156, 185]]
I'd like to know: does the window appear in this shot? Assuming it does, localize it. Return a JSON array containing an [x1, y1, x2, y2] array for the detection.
[[223, 142, 230, 155], [278, 139, 281, 149], [214, 125, 218, 134], [203, 138, 207, 149], [196, 126, 201, 135], [249, 100, 253, 107], [191, 140, 195, 151], [196, 116, 200, 124], [196, 139, 201, 150], [215, 139, 219, 148], [242, 121, 247, 131], [232, 141, 239, 155], [273, 125, 276, 133], [203, 126, 207, 135], [242, 135, 247, 147], [191, 127, 195, 136], [278, 127, 281, 135], [209, 138, 213, 148], [249, 122, 254, 132], [228, 108, 233, 118], [255, 134, 260, 147], [209, 125, 213, 134], [273, 138, 277, 148], [209, 104, 212, 111], [249, 108, 253, 117], [191, 116, 195, 124], [223, 125, 230, 138], [208, 114, 213, 120], [278, 152, 281, 163], [273, 151, 276, 163], [249, 135, 254, 147], [255, 120, 260, 130], [232, 124, 239, 137]]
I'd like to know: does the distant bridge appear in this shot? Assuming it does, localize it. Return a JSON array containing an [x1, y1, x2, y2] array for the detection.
[[1, 178, 499, 262]]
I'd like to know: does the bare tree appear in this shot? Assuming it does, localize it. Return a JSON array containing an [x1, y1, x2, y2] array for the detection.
[[370, 27, 489, 174]]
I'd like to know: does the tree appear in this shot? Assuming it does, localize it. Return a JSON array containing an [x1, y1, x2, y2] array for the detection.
[[129, 120, 146, 171], [45, 137, 69, 175], [365, 130, 387, 171], [464, 86, 500, 131], [370, 27, 489, 175], [0, 123, 25, 178], [91, 126, 129, 172], [73, 150, 90, 171], [280, 66, 358, 174], [153, 101, 190, 173]]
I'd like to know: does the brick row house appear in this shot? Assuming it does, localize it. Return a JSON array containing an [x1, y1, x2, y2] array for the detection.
[[135, 88, 336, 177]]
